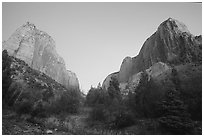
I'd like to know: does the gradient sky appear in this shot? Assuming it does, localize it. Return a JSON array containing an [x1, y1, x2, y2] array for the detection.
[[2, 2, 202, 93]]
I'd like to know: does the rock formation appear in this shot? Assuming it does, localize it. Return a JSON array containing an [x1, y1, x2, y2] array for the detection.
[[102, 18, 202, 91], [3, 22, 79, 90], [102, 72, 118, 90], [118, 56, 133, 83], [101, 18, 202, 120], [130, 18, 201, 75]]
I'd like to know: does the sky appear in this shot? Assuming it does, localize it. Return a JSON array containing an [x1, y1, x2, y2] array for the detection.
[[2, 2, 202, 93]]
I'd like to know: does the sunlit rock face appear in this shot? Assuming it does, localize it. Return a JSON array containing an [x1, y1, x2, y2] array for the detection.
[[131, 18, 201, 75], [145, 62, 170, 78], [118, 56, 133, 83], [3, 22, 79, 90], [102, 18, 202, 90]]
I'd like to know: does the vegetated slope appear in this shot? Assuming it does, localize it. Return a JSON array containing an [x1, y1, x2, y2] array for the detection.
[[2, 50, 81, 117]]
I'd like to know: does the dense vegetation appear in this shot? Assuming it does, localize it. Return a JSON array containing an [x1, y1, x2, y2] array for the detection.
[[2, 50, 12, 106], [85, 69, 201, 134]]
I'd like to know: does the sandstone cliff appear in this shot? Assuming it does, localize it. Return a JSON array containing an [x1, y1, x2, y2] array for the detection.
[[102, 18, 202, 90], [3, 22, 79, 90], [131, 18, 201, 76]]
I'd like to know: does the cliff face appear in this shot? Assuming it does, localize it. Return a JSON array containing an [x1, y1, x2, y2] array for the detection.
[[3, 22, 79, 90], [118, 56, 133, 83], [131, 18, 201, 76], [102, 18, 202, 90], [102, 72, 119, 90]]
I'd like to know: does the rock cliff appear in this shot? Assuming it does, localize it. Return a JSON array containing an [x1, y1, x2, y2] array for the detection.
[[131, 18, 201, 76], [3, 22, 79, 90], [102, 18, 202, 90]]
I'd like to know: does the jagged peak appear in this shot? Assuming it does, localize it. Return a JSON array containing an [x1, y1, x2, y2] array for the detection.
[[22, 21, 36, 30], [158, 17, 191, 34], [14, 22, 56, 46], [20, 22, 49, 37]]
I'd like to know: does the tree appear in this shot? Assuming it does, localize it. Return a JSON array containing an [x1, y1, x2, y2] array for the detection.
[[2, 50, 12, 105], [97, 82, 102, 89], [133, 71, 149, 117], [159, 89, 194, 134], [107, 77, 121, 100], [171, 67, 180, 90]]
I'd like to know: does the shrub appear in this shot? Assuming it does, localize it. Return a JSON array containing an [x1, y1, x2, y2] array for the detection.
[[15, 99, 33, 115], [89, 104, 106, 122], [114, 109, 135, 128], [31, 100, 47, 118], [48, 89, 81, 114], [44, 116, 60, 129]]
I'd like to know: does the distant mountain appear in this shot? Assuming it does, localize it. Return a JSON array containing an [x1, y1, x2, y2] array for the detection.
[[102, 18, 202, 90], [3, 22, 79, 90]]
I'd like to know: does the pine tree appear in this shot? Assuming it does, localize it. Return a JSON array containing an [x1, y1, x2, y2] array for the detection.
[[2, 50, 12, 104], [159, 89, 194, 134], [97, 82, 102, 89], [107, 77, 120, 100], [133, 71, 149, 117]]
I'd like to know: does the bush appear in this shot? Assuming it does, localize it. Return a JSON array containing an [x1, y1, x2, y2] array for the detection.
[[44, 116, 60, 129], [48, 89, 81, 114], [15, 99, 33, 115], [114, 109, 135, 128], [89, 104, 106, 122]]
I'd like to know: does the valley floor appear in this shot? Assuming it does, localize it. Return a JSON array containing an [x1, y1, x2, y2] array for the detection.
[[2, 109, 73, 135], [2, 107, 202, 135], [2, 108, 87, 135], [2, 107, 132, 135]]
